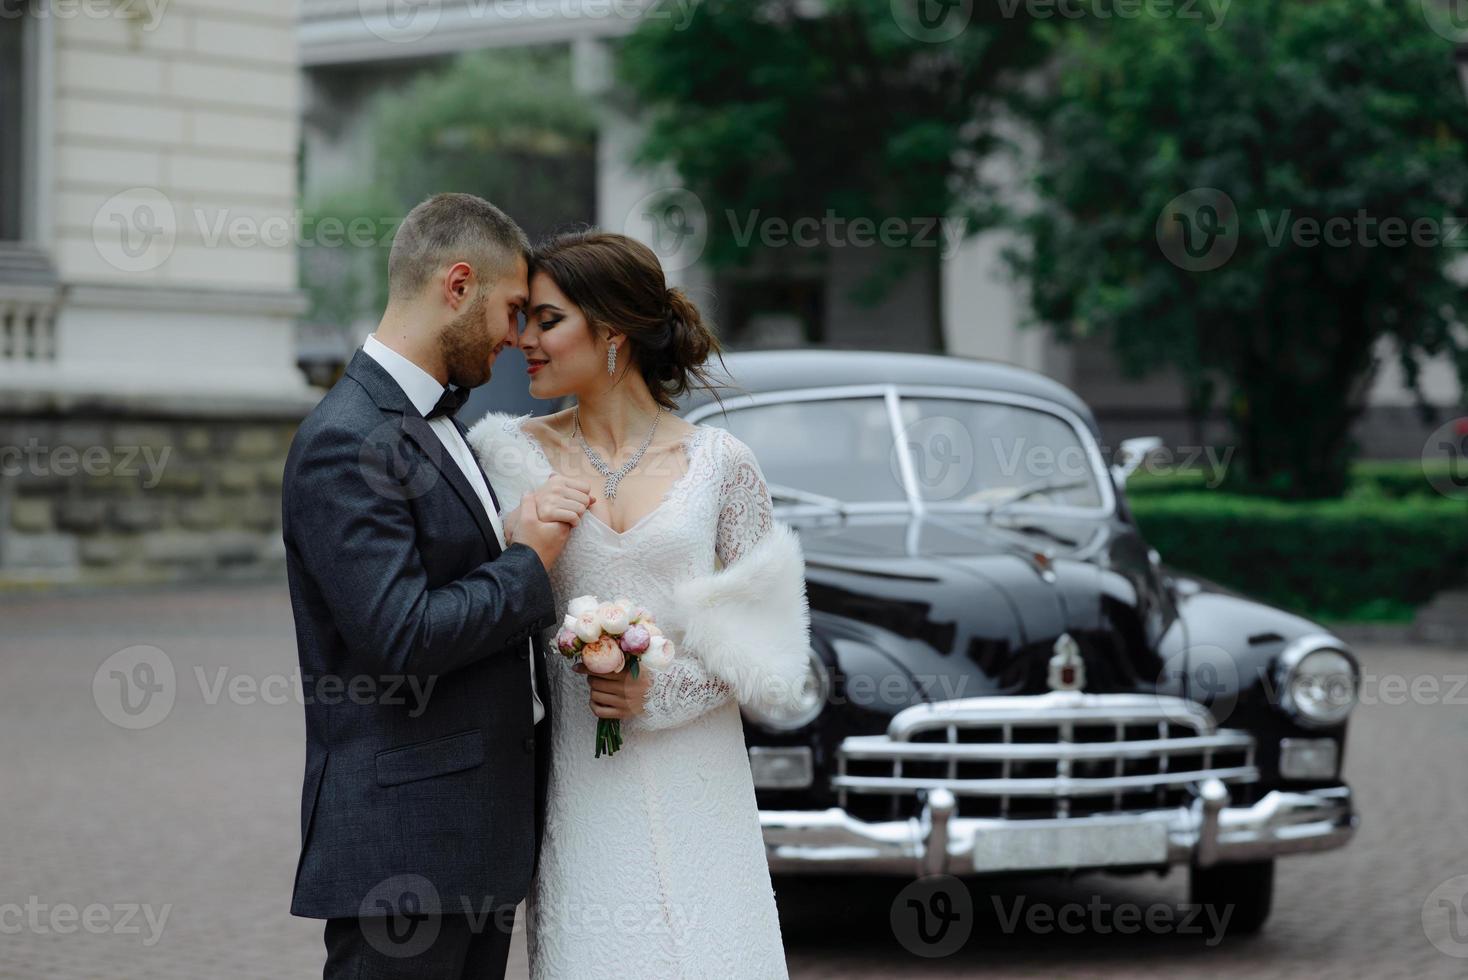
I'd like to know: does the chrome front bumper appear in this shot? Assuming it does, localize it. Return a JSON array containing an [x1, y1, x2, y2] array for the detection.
[[761, 780, 1357, 877]]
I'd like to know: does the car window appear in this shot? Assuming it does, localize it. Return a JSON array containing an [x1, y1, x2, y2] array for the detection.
[[897, 397, 1104, 508], [707, 397, 907, 503]]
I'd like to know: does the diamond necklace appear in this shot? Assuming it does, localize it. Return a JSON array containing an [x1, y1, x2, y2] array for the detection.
[[572, 406, 664, 500]]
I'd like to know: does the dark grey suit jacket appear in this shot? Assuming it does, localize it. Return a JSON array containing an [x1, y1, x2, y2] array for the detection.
[[283, 349, 557, 920]]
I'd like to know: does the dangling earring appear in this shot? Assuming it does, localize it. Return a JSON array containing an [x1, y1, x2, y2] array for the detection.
[[606, 343, 617, 376]]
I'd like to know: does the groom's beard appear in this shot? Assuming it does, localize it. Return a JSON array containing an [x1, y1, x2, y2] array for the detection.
[[440, 290, 493, 389]]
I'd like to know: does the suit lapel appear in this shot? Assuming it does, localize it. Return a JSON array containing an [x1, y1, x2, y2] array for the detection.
[[347, 349, 504, 559], [399, 416, 503, 559], [455, 417, 503, 515]]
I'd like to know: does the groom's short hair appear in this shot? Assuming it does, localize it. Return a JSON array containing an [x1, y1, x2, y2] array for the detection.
[[388, 193, 531, 300]]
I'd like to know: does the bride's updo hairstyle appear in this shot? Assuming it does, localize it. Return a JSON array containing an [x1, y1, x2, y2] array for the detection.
[[531, 230, 726, 410]]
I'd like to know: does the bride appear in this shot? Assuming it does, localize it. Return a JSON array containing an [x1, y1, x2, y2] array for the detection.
[[468, 231, 810, 978]]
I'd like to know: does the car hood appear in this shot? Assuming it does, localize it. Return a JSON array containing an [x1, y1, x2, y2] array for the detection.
[[795, 513, 1172, 713]]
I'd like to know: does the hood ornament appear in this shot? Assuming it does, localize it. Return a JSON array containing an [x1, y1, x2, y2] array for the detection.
[[1048, 632, 1085, 692]]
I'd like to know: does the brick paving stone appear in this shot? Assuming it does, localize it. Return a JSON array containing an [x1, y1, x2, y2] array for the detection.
[[0, 583, 1463, 979]]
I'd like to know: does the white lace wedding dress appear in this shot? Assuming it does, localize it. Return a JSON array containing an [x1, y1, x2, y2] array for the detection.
[[488, 414, 789, 979]]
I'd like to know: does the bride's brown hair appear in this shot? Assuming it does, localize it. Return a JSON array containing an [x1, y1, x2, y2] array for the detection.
[[530, 230, 726, 410]]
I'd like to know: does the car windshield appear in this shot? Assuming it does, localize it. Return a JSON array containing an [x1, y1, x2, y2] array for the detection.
[[708, 393, 1105, 512]]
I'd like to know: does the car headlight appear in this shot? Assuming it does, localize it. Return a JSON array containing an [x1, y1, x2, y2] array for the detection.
[[1276, 637, 1357, 728], [741, 647, 830, 732]]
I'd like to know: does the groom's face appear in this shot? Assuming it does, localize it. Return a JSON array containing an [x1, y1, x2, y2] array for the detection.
[[440, 255, 529, 389]]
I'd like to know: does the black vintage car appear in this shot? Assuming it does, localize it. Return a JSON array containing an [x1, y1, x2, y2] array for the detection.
[[679, 349, 1358, 935]]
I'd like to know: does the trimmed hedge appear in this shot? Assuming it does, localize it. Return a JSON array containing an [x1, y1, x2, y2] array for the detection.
[[1127, 466, 1467, 622], [1127, 460, 1457, 500]]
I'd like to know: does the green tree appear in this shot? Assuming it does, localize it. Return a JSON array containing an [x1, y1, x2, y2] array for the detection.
[[301, 47, 596, 330], [1011, 0, 1468, 499], [620, 0, 1047, 325]]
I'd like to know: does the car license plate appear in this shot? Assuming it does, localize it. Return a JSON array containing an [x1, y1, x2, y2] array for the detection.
[[973, 820, 1169, 872]]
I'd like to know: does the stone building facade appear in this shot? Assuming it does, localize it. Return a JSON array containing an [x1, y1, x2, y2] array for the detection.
[[0, 0, 315, 587]]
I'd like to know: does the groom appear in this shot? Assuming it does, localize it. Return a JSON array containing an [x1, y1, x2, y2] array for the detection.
[[283, 193, 596, 978]]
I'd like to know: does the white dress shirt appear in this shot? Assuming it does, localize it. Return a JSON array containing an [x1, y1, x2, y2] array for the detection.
[[363, 335, 544, 724]]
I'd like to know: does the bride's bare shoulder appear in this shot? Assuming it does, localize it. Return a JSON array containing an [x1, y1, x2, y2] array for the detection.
[[522, 409, 574, 445]]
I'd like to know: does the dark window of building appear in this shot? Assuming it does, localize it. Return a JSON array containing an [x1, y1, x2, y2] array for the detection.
[[0, 0, 25, 241]]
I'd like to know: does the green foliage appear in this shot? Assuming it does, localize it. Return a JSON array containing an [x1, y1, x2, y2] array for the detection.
[[1012, 1, 1468, 499], [299, 47, 596, 330], [1128, 473, 1468, 622], [620, 0, 1047, 288], [1128, 459, 1457, 500], [370, 46, 597, 238]]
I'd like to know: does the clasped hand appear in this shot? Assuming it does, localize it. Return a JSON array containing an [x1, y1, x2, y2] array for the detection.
[[502, 475, 651, 720]]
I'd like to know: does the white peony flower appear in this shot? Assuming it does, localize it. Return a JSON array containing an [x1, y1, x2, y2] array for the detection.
[[640, 635, 676, 671], [573, 610, 603, 644], [562, 613, 578, 632], [568, 595, 600, 618], [597, 602, 630, 635]]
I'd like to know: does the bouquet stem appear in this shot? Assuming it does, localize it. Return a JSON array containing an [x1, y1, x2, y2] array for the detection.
[[595, 718, 624, 758]]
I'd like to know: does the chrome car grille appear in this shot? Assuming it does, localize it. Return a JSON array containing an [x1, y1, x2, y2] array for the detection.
[[834, 693, 1258, 821]]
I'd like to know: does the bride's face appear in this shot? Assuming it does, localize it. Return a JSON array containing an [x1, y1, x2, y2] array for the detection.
[[522, 270, 619, 400]]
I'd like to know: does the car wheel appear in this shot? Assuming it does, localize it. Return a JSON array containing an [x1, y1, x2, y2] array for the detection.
[[1189, 859, 1274, 937]]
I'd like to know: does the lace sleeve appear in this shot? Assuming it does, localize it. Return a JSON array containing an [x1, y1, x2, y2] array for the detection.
[[636, 655, 734, 731], [637, 432, 774, 730], [715, 433, 774, 566]]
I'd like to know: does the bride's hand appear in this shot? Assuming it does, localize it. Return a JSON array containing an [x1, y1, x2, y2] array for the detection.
[[577, 663, 653, 720], [503, 475, 595, 544], [535, 474, 596, 528]]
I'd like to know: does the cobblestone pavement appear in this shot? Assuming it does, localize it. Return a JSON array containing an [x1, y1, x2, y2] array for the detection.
[[1, 583, 1464, 979]]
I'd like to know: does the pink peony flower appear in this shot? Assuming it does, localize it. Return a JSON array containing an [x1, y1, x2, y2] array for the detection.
[[619, 624, 651, 654], [580, 635, 625, 675], [555, 628, 581, 658], [597, 602, 630, 635]]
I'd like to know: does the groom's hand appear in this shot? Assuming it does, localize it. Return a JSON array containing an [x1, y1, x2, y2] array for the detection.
[[513, 492, 574, 570], [583, 664, 654, 720]]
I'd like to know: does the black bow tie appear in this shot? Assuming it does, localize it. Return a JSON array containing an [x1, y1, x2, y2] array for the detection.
[[425, 386, 471, 420]]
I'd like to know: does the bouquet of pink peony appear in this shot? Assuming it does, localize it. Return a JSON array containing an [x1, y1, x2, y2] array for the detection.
[[554, 594, 676, 758]]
